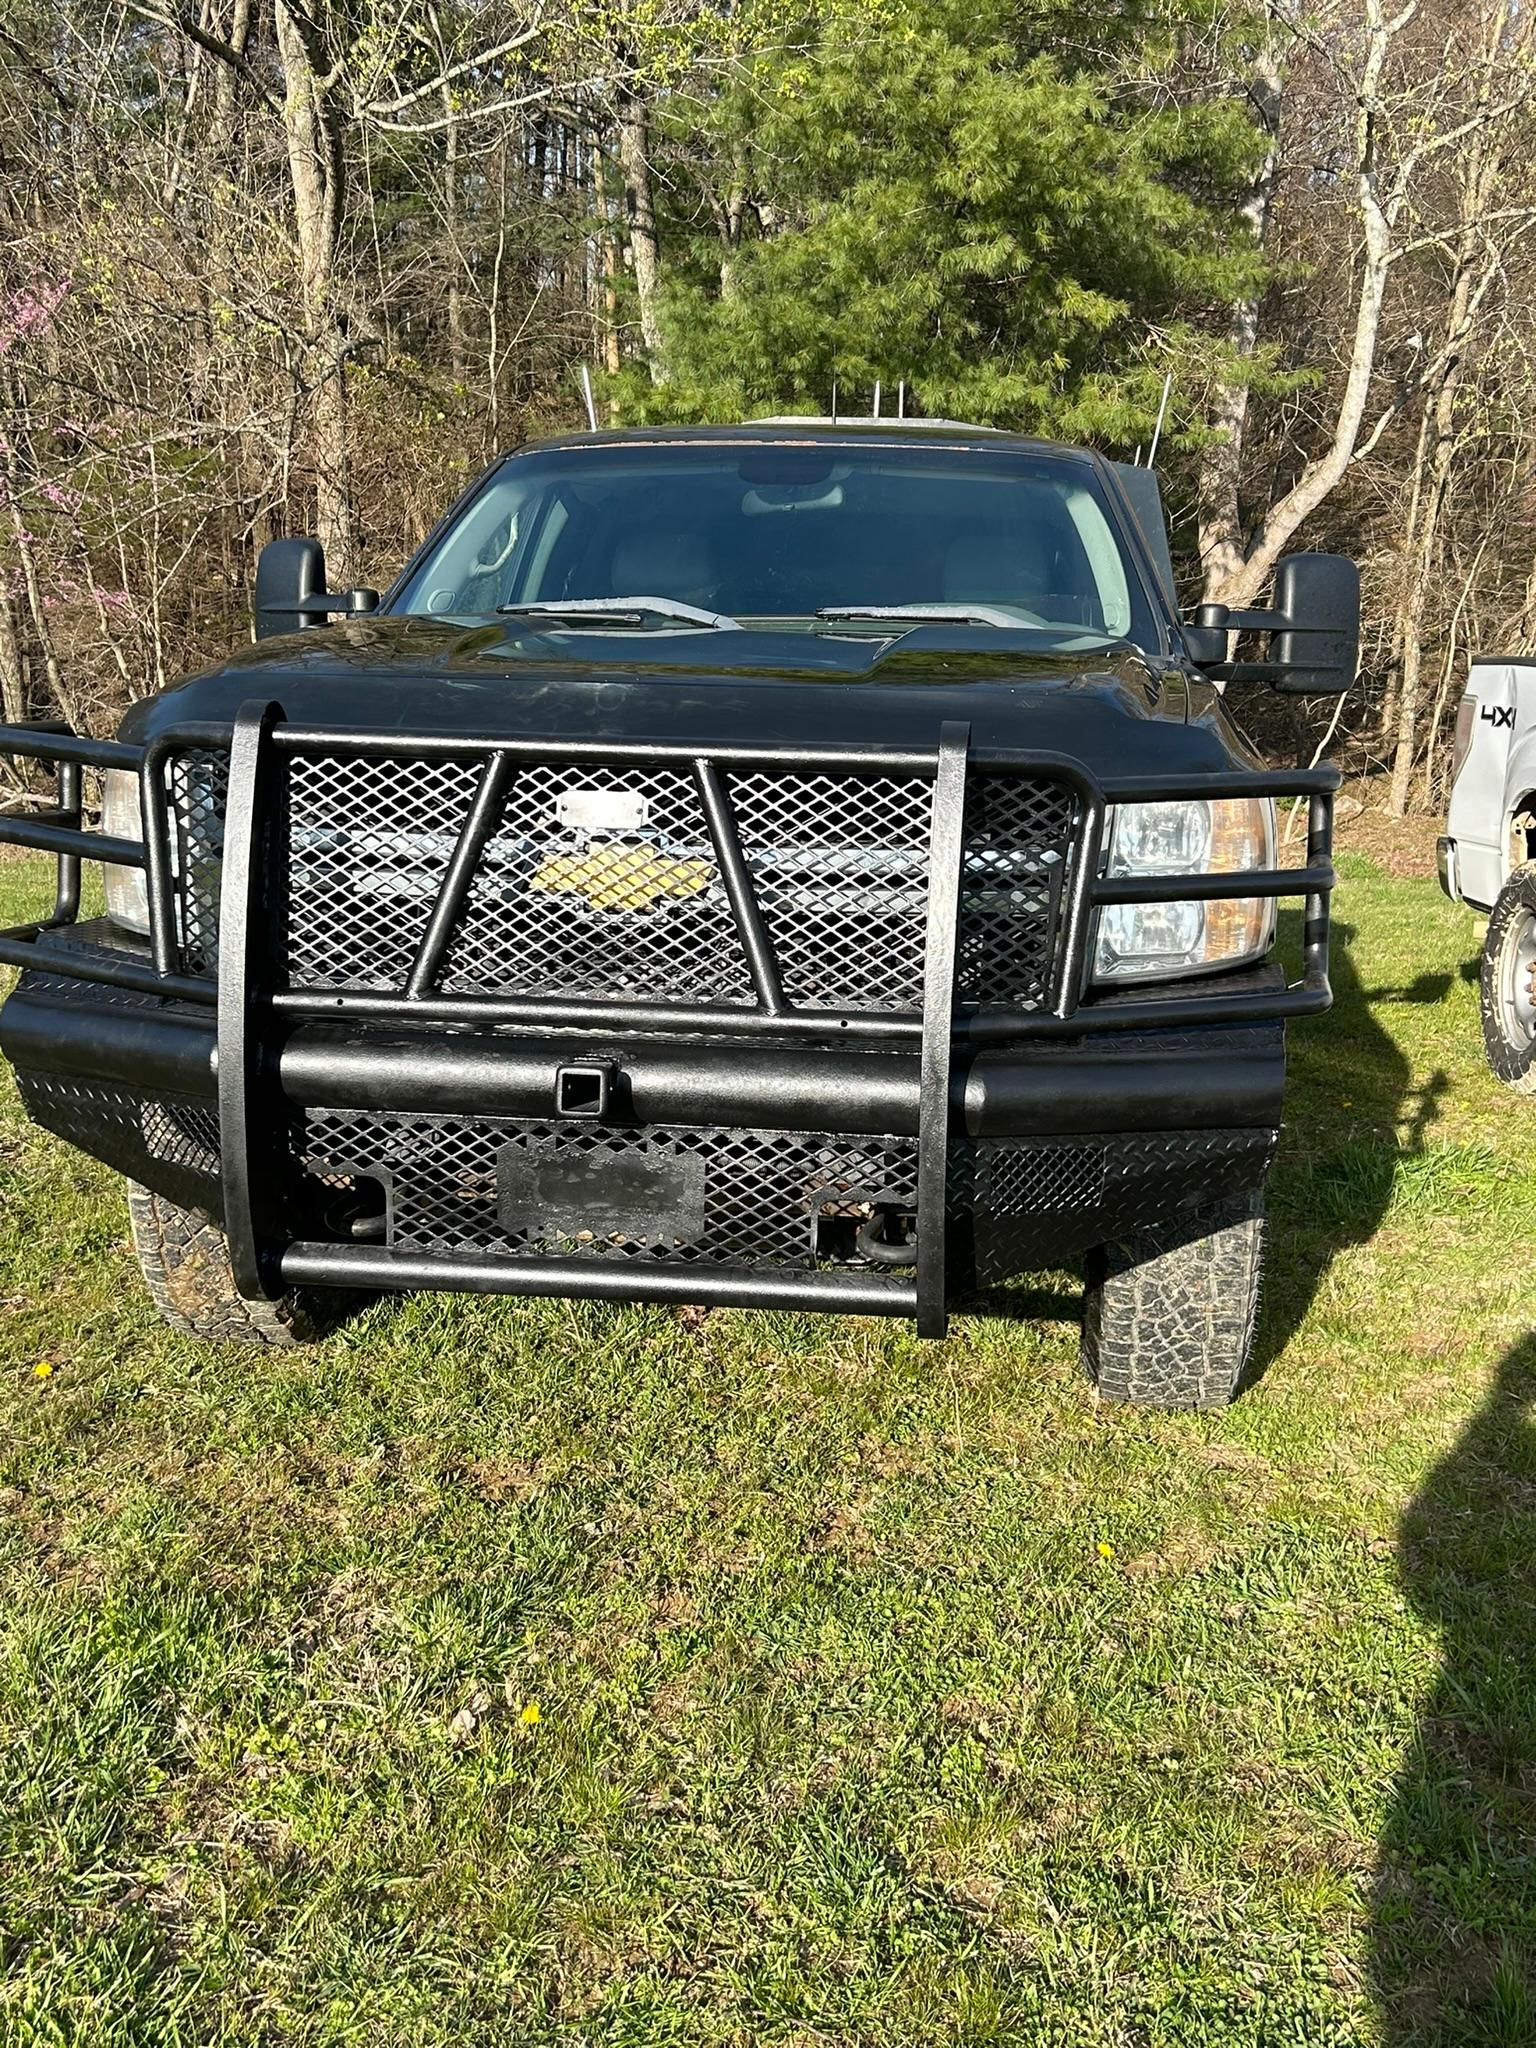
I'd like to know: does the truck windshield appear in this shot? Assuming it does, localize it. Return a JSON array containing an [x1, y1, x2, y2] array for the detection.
[[391, 439, 1160, 649]]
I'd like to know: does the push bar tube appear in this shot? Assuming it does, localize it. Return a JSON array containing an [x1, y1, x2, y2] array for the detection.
[[279, 1242, 919, 1317]]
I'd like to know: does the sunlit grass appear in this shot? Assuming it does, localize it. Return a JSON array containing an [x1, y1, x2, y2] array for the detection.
[[1, 853, 1532, 2046]]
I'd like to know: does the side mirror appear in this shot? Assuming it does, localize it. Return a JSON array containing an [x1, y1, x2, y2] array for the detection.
[[1270, 552, 1360, 695], [1185, 550, 1360, 695], [253, 537, 379, 640]]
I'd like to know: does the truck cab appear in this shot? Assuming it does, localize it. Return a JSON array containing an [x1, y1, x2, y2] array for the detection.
[[0, 422, 1357, 1405]]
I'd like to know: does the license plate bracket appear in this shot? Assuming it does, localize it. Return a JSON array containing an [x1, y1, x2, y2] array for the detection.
[[497, 1139, 706, 1243]]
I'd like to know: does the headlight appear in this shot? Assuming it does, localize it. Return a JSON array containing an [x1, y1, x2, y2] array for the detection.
[[1095, 797, 1275, 982], [100, 768, 150, 935]]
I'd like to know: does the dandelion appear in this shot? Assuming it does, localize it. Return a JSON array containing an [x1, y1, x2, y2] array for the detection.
[[1096, 1539, 1115, 1561], [520, 1700, 541, 1727], [33, 1360, 55, 1379]]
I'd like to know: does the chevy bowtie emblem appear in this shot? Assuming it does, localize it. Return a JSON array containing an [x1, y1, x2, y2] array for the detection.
[[530, 841, 711, 913]]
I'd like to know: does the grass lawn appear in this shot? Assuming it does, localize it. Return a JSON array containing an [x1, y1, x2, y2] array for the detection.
[[2, 846, 1534, 2047]]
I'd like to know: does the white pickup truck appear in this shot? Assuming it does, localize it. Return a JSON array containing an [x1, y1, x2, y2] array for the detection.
[[1441, 655, 1536, 1090]]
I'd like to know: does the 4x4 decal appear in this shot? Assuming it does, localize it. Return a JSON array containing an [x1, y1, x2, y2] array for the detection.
[[1481, 703, 1515, 730]]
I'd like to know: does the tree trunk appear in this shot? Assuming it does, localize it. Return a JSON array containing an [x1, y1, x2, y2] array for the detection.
[[616, 87, 663, 380], [1521, 551, 1536, 648], [1377, 401, 1434, 750], [274, 0, 355, 586], [1387, 410, 1458, 816], [1197, 45, 1282, 597], [593, 133, 622, 379], [0, 375, 72, 726], [1209, 1, 1409, 609], [211, 0, 253, 156], [0, 581, 26, 725], [442, 82, 465, 382], [1388, 76, 1504, 816], [1213, 184, 1392, 607]]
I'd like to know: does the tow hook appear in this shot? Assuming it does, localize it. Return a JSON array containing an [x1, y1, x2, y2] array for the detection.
[[856, 1208, 918, 1267], [325, 1184, 388, 1242]]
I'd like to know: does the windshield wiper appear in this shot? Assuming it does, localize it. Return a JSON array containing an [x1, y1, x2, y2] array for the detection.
[[816, 603, 1043, 630], [498, 596, 741, 631]]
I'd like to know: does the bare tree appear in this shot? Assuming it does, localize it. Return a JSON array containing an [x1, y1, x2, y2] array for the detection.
[[1205, 0, 1536, 612]]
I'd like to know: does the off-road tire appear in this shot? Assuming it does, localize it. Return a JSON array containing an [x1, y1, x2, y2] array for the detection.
[[125, 1180, 345, 1345], [1480, 862, 1536, 1093], [1081, 1190, 1264, 1410]]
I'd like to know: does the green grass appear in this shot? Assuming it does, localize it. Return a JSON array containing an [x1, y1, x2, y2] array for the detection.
[[2, 851, 1534, 2046]]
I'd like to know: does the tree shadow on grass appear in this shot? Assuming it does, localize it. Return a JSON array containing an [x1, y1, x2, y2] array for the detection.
[[1372, 1335, 1536, 2045], [1248, 913, 1446, 1381]]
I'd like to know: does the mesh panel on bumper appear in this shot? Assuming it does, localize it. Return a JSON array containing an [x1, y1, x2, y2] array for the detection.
[[300, 1108, 919, 1269], [294, 1109, 1273, 1283], [10, 1063, 1278, 1295], [14, 1068, 222, 1215], [950, 1128, 1278, 1283]]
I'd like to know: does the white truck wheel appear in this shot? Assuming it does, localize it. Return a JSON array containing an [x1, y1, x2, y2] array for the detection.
[[1480, 862, 1536, 1092]]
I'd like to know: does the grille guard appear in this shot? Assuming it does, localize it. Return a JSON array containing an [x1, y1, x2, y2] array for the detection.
[[1, 704, 1338, 1336]]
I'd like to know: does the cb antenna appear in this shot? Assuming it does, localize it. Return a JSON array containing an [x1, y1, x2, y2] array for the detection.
[[1146, 371, 1173, 468], [580, 364, 599, 433]]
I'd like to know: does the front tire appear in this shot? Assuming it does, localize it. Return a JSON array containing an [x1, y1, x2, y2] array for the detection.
[[1080, 1190, 1264, 1410], [1480, 863, 1536, 1092], [125, 1180, 347, 1346]]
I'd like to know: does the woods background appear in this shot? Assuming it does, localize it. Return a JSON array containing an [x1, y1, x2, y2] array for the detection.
[[2, 0, 1532, 814]]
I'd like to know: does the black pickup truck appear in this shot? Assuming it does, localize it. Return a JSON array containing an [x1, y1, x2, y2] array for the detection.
[[0, 422, 1355, 1406]]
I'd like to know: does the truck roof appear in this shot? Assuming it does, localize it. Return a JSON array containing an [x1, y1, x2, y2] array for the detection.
[[510, 421, 1098, 464]]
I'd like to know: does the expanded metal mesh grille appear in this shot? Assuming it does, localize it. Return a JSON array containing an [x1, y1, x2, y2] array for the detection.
[[958, 774, 1080, 1011], [982, 1140, 1105, 1214], [167, 750, 228, 975], [729, 770, 933, 1009], [165, 744, 1082, 1016], [143, 1098, 221, 1175], [286, 753, 482, 989], [441, 763, 754, 1003], [300, 1108, 917, 1268]]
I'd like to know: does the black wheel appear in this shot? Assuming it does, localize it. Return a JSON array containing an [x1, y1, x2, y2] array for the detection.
[[1480, 862, 1536, 1093], [125, 1180, 349, 1346], [1081, 1190, 1264, 1410]]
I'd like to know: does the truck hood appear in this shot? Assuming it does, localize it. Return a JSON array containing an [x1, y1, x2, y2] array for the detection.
[[121, 615, 1248, 779]]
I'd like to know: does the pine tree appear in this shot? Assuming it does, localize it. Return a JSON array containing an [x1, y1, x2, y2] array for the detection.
[[618, 0, 1266, 448]]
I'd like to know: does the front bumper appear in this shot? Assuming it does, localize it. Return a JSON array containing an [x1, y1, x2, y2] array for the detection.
[[1, 709, 1335, 1335], [4, 954, 1283, 1311]]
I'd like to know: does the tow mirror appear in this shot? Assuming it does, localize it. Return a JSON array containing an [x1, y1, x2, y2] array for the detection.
[[253, 537, 380, 640], [1185, 550, 1360, 695]]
